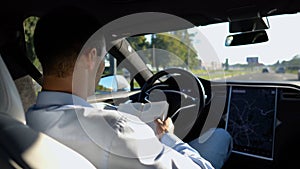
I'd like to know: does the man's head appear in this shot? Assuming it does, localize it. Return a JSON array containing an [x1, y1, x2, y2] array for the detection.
[[34, 6, 106, 98], [34, 6, 104, 77]]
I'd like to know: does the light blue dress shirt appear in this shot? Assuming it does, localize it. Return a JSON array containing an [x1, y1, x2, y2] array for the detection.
[[26, 91, 215, 169]]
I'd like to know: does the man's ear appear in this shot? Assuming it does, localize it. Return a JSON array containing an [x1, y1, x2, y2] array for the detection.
[[86, 48, 97, 70]]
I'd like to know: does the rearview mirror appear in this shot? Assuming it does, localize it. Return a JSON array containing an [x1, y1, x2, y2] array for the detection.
[[229, 17, 270, 33], [225, 30, 268, 46]]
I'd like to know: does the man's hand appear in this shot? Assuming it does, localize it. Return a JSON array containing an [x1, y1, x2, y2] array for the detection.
[[155, 117, 174, 139]]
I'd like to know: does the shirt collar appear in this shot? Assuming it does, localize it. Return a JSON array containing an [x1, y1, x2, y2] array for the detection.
[[35, 91, 92, 108]]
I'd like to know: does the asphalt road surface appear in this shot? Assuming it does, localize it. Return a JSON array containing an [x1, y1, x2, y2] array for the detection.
[[225, 72, 299, 81]]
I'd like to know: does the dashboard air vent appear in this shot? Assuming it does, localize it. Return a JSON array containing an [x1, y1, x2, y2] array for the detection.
[[280, 88, 300, 100]]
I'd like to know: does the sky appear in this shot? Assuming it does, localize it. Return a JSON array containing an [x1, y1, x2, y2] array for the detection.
[[194, 13, 300, 65]]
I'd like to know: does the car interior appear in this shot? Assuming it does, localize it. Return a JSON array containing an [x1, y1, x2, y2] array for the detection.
[[0, 55, 96, 168], [1, 0, 300, 169]]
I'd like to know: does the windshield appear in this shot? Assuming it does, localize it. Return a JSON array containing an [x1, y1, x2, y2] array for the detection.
[[127, 13, 300, 82]]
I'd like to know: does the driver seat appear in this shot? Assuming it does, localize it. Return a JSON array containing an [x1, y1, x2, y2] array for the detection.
[[0, 55, 96, 169]]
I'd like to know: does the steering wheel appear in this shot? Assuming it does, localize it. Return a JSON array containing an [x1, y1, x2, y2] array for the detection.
[[138, 68, 206, 140]]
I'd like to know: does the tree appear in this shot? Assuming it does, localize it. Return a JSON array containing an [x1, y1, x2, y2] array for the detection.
[[127, 36, 150, 51], [23, 16, 41, 71], [126, 30, 199, 70], [126, 36, 151, 64], [152, 31, 198, 69]]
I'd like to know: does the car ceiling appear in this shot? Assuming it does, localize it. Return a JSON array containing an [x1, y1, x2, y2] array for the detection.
[[1, 0, 300, 81], [1, 0, 300, 27]]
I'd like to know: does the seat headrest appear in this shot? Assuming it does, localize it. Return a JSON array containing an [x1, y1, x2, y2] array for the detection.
[[0, 55, 26, 124]]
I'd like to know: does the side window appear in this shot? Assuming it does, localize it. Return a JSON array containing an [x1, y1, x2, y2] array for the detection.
[[96, 53, 131, 94], [24, 16, 140, 96], [23, 16, 42, 94], [24, 16, 41, 72], [14, 16, 41, 111]]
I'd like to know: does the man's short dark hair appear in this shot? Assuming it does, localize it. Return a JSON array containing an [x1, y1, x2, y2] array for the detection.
[[34, 6, 102, 77]]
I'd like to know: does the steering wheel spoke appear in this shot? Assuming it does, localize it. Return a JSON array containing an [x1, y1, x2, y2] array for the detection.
[[138, 68, 206, 140]]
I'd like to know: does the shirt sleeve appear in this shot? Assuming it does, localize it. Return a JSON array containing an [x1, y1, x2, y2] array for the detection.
[[161, 133, 214, 169], [74, 107, 213, 169], [105, 111, 212, 169]]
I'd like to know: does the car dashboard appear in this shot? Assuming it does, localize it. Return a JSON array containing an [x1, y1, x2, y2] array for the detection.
[[209, 80, 300, 169], [90, 77, 300, 169]]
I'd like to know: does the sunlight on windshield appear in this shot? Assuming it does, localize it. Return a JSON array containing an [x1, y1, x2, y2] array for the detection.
[[127, 13, 300, 82]]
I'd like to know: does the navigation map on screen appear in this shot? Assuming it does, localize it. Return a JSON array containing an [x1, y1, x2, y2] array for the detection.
[[226, 86, 277, 160]]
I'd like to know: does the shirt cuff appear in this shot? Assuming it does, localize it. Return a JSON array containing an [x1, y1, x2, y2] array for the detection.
[[160, 133, 183, 148]]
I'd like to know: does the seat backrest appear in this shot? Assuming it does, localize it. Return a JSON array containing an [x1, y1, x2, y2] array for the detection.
[[0, 55, 96, 169], [0, 56, 26, 124]]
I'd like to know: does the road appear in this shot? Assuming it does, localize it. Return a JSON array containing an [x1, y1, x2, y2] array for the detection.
[[224, 72, 299, 81]]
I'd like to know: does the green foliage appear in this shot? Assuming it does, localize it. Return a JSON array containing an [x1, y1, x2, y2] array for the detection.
[[153, 31, 198, 69], [273, 54, 300, 71], [127, 36, 150, 51], [23, 16, 42, 71], [95, 85, 112, 92], [127, 36, 151, 64], [127, 30, 199, 70]]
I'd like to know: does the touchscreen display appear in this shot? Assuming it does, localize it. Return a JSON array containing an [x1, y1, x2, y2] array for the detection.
[[226, 86, 277, 160]]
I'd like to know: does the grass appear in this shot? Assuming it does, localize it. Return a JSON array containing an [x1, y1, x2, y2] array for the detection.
[[191, 69, 256, 80]]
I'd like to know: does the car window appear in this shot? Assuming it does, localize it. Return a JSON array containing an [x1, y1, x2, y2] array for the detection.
[[96, 53, 134, 94], [127, 13, 300, 82], [12, 16, 42, 111], [23, 16, 42, 94], [24, 16, 41, 73]]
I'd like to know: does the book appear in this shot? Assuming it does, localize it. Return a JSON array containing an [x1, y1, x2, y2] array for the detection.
[[117, 101, 169, 133]]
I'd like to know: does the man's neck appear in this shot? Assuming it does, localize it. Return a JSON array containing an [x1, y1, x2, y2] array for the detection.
[[42, 75, 85, 98]]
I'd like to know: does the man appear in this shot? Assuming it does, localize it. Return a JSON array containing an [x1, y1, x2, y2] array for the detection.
[[26, 6, 232, 169]]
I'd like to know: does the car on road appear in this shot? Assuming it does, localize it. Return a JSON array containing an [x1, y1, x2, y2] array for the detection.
[[275, 67, 285, 73], [262, 67, 269, 73], [1, 1, 300, 169]]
